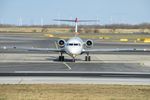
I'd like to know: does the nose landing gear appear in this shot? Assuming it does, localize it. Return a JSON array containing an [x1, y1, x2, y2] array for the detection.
[[72, 55, 76, 62], [72, 57, 75, 62]]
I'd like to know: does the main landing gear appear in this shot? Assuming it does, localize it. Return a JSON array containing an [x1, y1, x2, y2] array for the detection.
[[58, 52, 76, 62], [85, 52, 91, 61], [59, 52, 64, 61], [58, 52, 91, 62]]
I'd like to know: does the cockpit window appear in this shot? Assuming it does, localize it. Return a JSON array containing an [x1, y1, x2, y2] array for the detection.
[[67, 43, 81, 46], [67, 43, 73, 46], [74, 44, 78, 46]]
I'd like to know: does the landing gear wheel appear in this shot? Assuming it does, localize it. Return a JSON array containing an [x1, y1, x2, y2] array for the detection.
[[85, 55, 91, 61], [85, 52, 91, 61], [59, 52, 64, 61], [59, 56, 64, 61], [85, 56, 87, 61], [88, 56, 91, 61], [72, 58, 75, 62]]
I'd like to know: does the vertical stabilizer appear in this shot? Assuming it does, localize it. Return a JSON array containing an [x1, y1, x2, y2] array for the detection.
[[54, 18, 98, 36]]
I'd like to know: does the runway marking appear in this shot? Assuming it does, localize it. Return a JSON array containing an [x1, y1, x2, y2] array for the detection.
[[18, 77, 23, 84], [63, 62, 71, 70], [0, 77, 150, 85], [54, 42, 71, 69]]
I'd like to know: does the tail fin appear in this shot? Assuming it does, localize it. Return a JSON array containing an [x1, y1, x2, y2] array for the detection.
[[54, 17, 99, 35]]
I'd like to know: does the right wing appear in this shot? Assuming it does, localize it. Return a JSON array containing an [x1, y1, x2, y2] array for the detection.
[[5, 46, 64, 52]]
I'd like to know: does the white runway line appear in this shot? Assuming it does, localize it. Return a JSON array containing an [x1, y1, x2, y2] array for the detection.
[[63, 62, 71, 70], [0, 77, 150, 85]]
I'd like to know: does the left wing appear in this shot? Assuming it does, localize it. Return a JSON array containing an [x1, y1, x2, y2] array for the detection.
[[82, 48, 150, 53]]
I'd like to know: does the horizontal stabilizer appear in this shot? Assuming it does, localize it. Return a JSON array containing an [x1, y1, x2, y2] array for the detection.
[[54, 19, 76, 22], [54, 18, 99, 23]]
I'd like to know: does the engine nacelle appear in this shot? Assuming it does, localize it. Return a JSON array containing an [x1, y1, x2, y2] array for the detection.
[[85, 40, 93, 48], [57, 39, 66, 47]]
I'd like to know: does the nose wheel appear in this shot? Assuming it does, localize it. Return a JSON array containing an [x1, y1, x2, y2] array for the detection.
[[72, 57, 76, 62], [85, 52, 91, 61]]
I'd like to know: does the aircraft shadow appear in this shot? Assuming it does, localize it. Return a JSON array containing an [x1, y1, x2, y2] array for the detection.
[[46, 57, 83, 62]]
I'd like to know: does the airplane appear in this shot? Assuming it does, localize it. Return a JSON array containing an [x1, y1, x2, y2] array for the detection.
[[3, 18, 150, 62]]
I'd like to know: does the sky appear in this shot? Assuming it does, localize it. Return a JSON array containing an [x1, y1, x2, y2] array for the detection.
[[0, 0, 150, 25]]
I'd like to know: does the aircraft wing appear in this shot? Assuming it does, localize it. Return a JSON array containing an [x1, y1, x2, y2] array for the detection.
[[82, 48, 150, 53], [7, 46, 63, 52]]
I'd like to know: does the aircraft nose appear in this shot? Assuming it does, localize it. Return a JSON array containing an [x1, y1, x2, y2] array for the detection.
[[68, 47, 81, 55], [70, 49, 77, 54]]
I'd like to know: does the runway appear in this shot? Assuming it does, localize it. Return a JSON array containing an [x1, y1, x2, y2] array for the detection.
[[0, 53, 150, 71], [0, 33, 150, 84], [1, 33, 150, 54]]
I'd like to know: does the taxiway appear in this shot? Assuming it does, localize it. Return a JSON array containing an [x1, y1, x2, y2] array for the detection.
[[0, 33, 150, 84]]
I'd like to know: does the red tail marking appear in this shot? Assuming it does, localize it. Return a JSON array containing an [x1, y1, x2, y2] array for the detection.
[[75, 18, 78, 22]]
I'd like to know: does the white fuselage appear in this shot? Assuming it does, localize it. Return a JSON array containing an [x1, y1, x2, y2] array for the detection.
[[65, 37, 84, 57]]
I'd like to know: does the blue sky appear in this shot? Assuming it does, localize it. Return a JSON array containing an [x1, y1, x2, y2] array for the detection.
[[0, 0, 150, 25]]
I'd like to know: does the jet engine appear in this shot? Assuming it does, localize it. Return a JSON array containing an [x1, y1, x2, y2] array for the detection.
[[85, 40, 93, 48], [57, 39, 66, 47]]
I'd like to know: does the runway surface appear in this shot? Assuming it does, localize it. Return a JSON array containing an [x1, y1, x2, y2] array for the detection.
[[0, 33, 150, 84], [1, 33, 150, 54]]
